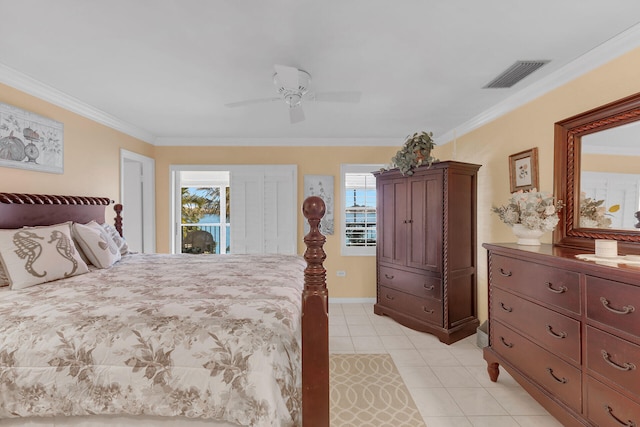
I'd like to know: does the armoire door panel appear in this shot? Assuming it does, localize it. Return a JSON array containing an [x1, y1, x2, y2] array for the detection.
[[407, 178, 426, 268], [393, 181, 408, 265]]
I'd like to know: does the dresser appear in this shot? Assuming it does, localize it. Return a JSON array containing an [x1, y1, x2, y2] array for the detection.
[[373, 161, 481, 344], [483, 243, 640, 427]]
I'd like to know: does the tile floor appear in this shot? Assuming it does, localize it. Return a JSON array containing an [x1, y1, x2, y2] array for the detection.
[[329, 302, 564, 427]]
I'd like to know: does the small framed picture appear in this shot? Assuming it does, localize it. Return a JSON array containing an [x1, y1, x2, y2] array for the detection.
[[509, 148, 539, 193]]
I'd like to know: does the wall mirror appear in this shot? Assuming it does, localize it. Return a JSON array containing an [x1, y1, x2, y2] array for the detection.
[[554, 91, 640, 254]]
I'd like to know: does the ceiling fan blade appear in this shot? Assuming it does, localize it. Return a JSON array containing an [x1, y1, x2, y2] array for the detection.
[[289, 105, 305, 124], [311, 91, 362, 103], [274, 64, 300, 88], [225, 97, 281, 108]]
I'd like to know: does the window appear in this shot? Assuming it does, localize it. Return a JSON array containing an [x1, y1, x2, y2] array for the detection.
[[181, 185, 230, 254], [341, 164, 381, 256], [171, 165, 297, 255]]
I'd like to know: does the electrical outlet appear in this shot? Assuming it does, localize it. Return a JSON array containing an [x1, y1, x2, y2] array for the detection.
[[336, 270, 346, 277]]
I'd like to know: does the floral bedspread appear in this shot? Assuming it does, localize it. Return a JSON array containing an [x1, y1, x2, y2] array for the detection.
[[0, 253, 306, 426]]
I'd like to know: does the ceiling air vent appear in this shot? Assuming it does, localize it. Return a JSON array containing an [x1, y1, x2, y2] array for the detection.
[[484, 60, 550, 89]]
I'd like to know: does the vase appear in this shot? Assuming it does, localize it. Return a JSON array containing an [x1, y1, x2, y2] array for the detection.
[[511, 224, 545, 246]]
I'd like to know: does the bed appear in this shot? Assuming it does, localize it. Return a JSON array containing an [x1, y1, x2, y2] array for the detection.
[[0, 193, 329, 427]]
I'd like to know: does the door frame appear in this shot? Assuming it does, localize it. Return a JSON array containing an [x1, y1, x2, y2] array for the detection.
[[120, 149, 156, 252]]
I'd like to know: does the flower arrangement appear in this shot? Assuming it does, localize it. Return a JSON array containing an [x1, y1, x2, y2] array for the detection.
[[579, 192, 619, 228], [492, 189, 564, 232]]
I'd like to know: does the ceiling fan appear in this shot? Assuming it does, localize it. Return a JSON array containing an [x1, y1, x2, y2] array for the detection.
[[225, 64, 361, 124]]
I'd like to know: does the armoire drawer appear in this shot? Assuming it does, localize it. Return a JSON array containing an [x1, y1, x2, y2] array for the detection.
[[586, 275, 640, 337], [491, 320, 582, 412], [378, 285, 443, 326], [491, 287, 580, 364], [586, 326, 640, 398], [490, 254, 580, 314], [378, 264, 441, 299], [586, 376, 640, 427]]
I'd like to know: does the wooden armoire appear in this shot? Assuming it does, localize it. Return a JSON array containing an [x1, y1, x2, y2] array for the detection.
[[373, 161, 481, 344]]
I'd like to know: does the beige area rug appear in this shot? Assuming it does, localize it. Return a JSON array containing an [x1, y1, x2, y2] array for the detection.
[[330, 354, 426, 426]]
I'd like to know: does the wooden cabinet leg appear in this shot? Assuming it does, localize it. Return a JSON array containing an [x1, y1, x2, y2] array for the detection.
[[487, 362, 499, 382]]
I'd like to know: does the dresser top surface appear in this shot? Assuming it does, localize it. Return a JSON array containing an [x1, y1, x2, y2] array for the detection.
[[483, 243, 640, 284]]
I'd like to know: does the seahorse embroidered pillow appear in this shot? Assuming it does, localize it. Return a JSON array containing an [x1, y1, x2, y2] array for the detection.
[[72, 221, 121, 268], [0, 222, 89, 290]]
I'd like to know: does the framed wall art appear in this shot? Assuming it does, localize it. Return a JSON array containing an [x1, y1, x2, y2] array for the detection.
[[303, 174, 334, 235], [509, 147, 538, 193], [0, 102, 64, 174]]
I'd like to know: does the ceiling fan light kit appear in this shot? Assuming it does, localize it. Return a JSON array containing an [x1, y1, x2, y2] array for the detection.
[[225, 64, 361, 124]]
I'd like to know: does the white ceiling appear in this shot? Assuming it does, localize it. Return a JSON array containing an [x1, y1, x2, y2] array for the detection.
[[1, 0, 640, 146]]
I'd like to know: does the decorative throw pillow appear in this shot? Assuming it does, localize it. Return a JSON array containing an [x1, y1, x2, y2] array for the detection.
[[0, 265, 9, 287], [72, 221, 122, 269], [0, 222, 89, 290], [101, 223, 129, 255]]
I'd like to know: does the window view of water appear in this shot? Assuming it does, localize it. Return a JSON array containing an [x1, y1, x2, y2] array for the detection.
[[345, 187, 376, 247], [181, 187, 230, 254]]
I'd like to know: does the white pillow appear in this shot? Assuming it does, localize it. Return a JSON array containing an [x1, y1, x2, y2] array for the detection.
[[0, 222, 89, 290], [101, 223, 129, 255], [0, 265, 9, 287], [72, 221, 122, 269]]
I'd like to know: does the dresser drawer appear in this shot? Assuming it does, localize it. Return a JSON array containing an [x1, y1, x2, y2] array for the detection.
[[491, 287, 581, 364], [586, 377, 640, 427], [378, 265, 441, 299], [586, 276, 640, 337], [586, 326, 640, 398], [378, 285, 443, 326], [490, 254, 580, 314], [491, 320, 581, 411]]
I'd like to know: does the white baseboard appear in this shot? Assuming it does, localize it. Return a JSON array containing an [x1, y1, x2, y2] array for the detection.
[[328, 297, 376, 304]]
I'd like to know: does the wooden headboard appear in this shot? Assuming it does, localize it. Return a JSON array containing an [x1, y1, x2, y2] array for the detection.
[[0, 193, 122, 236]]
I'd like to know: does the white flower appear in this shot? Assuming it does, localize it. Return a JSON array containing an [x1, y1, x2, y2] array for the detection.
[[491, 190, 564, 231]]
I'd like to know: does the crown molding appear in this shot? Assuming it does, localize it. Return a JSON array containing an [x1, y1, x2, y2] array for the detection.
[[153, 136, 398, 147], [436, 23, 640, 145], [0, 63, 155, 144]]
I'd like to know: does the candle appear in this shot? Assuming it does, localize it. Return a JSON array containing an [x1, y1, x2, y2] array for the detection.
[[595, 239, 618, 258]]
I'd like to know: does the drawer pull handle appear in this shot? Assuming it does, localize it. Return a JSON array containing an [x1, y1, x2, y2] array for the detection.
[[601, 350, 637, 371], [385, 294, 395, 301], [499, 268, 512, 277], [604, 404, 636, 427], [499, 336, 513, 348], [424, 284, 435, 291], [545, 325, 567, 339], [546, 368, 567, 384], [600, 297, 635, 315], [384, 274, 394, 280], [422, 307, 435, 314], [546, 282, 567, 294], [500, 302, 513, 313]]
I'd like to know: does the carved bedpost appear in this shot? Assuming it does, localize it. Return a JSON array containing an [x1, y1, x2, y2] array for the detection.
[[301, 196, 329, 427], [114, 203, 123, 237]]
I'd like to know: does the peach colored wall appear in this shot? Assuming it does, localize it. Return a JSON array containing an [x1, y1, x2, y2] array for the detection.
[[437, 46, 640, 322], [154, 145, 398, 299], [0, 83, 153, 199], [582, 153, 640, 173]]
